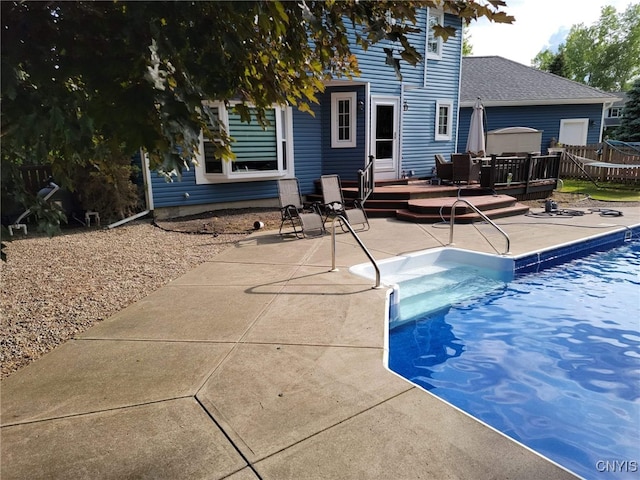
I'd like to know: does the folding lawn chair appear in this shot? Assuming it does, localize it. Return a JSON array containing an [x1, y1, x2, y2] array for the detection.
[[320, 174, 369, 232], [8, 177, 60, 236], [277, 178, 325, 238]]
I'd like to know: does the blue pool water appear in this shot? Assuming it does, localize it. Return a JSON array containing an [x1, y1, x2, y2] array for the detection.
[[389, 241, 640, 480]]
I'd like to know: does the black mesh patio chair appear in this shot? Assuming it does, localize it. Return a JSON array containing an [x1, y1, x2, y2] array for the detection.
[[277, 178, 325, 238], [320, 174, 369, 232]]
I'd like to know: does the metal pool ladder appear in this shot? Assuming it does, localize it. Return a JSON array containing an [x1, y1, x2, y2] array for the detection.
[[330, 215, 382, 289], [448, 198, 511, 255]]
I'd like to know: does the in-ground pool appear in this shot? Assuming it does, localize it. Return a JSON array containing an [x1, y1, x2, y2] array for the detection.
[[350, 227, 640, 480]]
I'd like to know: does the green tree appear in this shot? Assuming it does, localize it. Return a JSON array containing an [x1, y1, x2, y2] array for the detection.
[[1, 1, 513, 232], [463, 23, 473, 56], [617, 78, 640, 142], [533, 4, 640, 91]]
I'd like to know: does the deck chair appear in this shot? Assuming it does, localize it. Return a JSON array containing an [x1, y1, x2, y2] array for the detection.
[[8, 178, 60, 236], [434, 154, 453, 183], [277, 178, 324, 238], [320, 174, 369, 232], [452, 153, 480, 184]]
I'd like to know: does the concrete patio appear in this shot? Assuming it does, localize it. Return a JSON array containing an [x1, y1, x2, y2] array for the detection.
[[2, 205, 639, 479]]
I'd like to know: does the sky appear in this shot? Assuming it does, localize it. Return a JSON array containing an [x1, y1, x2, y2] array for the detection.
[[467, 0, 639, 66]]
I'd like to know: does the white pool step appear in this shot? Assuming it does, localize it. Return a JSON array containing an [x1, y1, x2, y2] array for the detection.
[[392, 266, 506, 326]]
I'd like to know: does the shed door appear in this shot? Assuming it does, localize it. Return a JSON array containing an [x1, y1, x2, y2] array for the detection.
[[559, 119, 589, 146], [371, 97, 400, 180]]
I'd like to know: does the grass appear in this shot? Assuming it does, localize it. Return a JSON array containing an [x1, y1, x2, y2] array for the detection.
[[559, 179, 640, 202]]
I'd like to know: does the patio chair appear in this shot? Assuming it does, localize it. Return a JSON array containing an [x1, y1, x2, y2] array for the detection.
[[8, 177, 60, 236], [320, 174, 369, 232], [277, 178, 325, 238], [434, 154, 453, 183], [452, 153, 481, 184]]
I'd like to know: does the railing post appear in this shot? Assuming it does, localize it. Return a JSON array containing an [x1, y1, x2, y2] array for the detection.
[[525, 153, 532, 194], [330, 215, 382, 289], [448, 198, 511, 255]]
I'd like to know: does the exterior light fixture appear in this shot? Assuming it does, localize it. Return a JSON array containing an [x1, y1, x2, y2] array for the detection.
[[403, 100, 409, 112]]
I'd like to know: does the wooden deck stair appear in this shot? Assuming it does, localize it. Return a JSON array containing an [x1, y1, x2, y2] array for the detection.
[[310, 179, 530, 223], [396, 194, 530, 223]]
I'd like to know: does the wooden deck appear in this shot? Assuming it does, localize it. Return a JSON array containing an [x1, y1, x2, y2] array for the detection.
[[310, 179, 538, 223]]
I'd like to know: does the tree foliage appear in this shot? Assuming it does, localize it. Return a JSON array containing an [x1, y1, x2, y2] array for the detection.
[[1, 1, 512, 177], [1, 1, 513, 237], [532, 4, 640, 91], [617, 77, 640, 142]]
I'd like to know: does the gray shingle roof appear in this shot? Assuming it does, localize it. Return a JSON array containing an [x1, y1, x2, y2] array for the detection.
[[461, 56, 619, 107]]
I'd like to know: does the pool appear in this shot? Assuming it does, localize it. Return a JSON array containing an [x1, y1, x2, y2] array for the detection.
[[350, 226, 640, 480]]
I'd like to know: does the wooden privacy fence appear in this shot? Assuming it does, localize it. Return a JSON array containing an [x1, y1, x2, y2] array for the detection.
[[19, 165, 54, 193], [560, 143, 640, 183]]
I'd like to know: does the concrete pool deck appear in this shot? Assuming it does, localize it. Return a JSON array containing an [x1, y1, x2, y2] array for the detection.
[[2, 206, 639, 479]]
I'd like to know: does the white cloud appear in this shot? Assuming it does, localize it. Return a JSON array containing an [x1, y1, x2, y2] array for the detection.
[[466, 0, 638, 65]]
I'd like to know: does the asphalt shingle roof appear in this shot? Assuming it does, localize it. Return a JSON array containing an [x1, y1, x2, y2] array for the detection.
[[461, 56, 618, 106]]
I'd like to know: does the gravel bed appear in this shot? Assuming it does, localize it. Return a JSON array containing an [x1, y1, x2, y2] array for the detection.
[[1, 209, 282, 379]]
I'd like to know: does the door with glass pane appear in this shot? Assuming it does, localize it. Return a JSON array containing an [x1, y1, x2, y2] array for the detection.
[[371, 97, 399, 179]]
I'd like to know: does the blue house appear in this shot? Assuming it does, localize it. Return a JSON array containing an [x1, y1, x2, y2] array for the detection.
[[144, 8, 464, 219], [457, 56, 620, 156]]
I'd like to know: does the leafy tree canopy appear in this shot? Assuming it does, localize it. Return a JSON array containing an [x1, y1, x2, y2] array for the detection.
[[1, 0, 513, 185], [532, 4, 640, 92]]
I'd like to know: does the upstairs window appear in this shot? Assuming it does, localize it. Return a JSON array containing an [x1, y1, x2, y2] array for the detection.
[[435, 100, 453, 141], [331, 92, 357, 148], [608, 107, 623, 118], [196, 102, 293, 184], [427, 9, 444, 59]]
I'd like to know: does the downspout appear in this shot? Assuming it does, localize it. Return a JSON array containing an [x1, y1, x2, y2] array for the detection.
[[399, 83, 405, 178], [107, 148, 153, 229], [364, 82, 371, 167], [454, 17, 463, 153], [599, 100, 615, 143]]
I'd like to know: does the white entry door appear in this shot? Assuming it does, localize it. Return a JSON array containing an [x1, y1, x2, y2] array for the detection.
[[371, 97, 400, 180], [559, 118, 589, 146]]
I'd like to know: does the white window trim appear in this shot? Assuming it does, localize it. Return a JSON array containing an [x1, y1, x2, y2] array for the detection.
[[195, 102, 294, 184], [427, 9, 444, 60], [331, 91, 357, 148], [608, 107, 622, 118], [435, 99, 453, 141]]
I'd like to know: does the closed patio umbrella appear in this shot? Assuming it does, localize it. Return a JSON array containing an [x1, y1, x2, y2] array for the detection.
[[466, 98, 486, 157]]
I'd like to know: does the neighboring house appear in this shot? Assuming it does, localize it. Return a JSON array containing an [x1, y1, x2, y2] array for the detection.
[[145, 8, 463, 219], [457, 56, 621, 155], [603, 91, 628, 136]]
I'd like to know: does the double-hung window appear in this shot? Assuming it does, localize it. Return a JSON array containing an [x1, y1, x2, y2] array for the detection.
[[196, 102, 293, 184], [435, 100, 453, 141], [427, 9, 444, 59], [331, 92, 357, 148]]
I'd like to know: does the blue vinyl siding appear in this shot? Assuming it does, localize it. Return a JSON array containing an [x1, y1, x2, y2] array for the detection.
[[402, 12, 462, 177], [320, 86, 367, 181], [150, 169, 279, 208], [150, 7, 464, 210], [353, 10, 428, 93], [292, 104, 323, 195], [457, 103, 605, 154]]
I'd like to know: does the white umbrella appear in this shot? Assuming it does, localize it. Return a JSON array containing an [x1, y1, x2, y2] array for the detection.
[[466, 98, 486, 157]]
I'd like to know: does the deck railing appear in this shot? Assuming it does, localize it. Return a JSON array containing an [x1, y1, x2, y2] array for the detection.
[[358, 155, 375, 204], [481, 153, 561, 193]]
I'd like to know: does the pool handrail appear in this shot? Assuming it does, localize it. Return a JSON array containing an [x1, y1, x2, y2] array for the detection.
[[330, 215, 382, 288], [449, 198, 511, 255]]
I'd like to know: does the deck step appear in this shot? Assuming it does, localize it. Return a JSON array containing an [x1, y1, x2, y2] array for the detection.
[[396, 203, 530, 223], [309, 179, 534, 223], [406, 194, 517, 215]]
